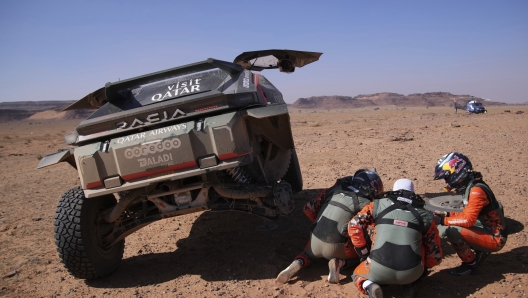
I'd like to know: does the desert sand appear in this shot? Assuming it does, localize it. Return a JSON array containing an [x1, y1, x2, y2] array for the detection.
[[0, 105, 527, 298]]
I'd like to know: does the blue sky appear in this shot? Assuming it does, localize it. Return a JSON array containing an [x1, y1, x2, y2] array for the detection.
[[1, 1, 527, 104]]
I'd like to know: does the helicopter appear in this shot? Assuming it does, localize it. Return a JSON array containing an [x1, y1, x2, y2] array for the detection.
[[453, 96, 487, 114]]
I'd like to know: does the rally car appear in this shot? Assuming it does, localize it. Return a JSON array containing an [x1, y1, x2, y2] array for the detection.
[[38, 49, 322, 279]]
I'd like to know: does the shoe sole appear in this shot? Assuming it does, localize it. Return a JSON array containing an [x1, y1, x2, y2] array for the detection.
[[276, 261, 302, 284], [327, 259, 340, 284], [367, 283, 383, 298], [449, 268, 474, 276]]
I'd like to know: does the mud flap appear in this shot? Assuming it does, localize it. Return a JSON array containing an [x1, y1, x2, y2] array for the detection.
[[37, 149, 76, 169]]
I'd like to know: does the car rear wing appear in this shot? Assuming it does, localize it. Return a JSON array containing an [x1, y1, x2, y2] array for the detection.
[[63, 58, 244, 111]]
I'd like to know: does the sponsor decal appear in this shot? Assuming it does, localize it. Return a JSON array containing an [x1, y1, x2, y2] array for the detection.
[[124, 138, 181, 159], [455, 159, 466, 173], [147, 124, 187, 137], [243, 70, 250, 88], [347, 185, 359, 192], [116, 124, 186, 144], [116, 110, 186, 129], [195, 105, 218, 112], [397, 197, 413, 204], [138, 153, 173, 168], [151, 79, 202, 102], [447, 219, 468, 224], [116, 132, 146, 144], [393, 220, 408, 227], [442, 154, 466, 174]]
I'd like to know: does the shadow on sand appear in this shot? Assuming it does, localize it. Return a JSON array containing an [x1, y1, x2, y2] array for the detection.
[[86, 188, 324, 288], [86, 187, 525, 296]]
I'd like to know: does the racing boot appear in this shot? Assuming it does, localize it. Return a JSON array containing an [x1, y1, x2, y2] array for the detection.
[[276, 259, 303, 284], [327, 258, 345, 284], [450, 261, 477, 276], [475, 250, 491, 266], [402, 282, 416, 298]]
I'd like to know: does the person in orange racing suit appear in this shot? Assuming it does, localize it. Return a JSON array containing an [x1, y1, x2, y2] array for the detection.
[[276, 170, 383, 284], [433, 152, 507, 275], [349, 179, 442, 298]]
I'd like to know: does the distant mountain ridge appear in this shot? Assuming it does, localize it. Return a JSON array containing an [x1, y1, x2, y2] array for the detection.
[[0, 100, 91, 122], [0, 92, 512, 122], [291, 92, 506, 109]]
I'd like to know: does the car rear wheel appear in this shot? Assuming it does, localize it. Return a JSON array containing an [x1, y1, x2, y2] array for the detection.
[[54, 186, 124, 279], [281, 149, 303, 193], [245, 137, 291, 183]]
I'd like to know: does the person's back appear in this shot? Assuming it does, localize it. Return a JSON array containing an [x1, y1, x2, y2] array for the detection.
[[277, 170, 384, 285], [348, 179, 442, 298], [311, 182, 371, 254], [366, 190, 433, 283]]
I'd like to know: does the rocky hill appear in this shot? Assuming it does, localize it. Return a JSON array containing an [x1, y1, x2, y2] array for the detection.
[[0, 101, 74, 111], [291, 92, 506, 109], [0, 92, 512, 122], [0, 101, 92, 122]]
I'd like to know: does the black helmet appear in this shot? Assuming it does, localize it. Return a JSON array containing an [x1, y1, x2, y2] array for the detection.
[[433, 152, 473, 191], [351, 169, 384, 200]]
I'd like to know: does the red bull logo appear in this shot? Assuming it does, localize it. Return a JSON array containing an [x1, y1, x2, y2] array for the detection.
[[442, 155, 466, 174]]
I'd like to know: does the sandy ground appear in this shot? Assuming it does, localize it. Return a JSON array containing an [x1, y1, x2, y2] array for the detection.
[[0, 105, 527, 298]]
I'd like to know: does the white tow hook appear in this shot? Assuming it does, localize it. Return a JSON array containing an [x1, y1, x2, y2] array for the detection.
[[148, 192, 193, 213], [149, 197, 180, 213]]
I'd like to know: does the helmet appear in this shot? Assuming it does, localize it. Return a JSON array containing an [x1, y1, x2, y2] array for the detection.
[[433, 152, 473, 191], [351, 169, 384, 200]]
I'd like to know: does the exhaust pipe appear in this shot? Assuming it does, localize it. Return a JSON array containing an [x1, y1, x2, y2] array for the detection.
[[213, 183, 272, 199]]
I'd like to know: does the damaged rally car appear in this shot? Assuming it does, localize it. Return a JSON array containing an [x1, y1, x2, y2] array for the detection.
[[38, 49, 322, 279]]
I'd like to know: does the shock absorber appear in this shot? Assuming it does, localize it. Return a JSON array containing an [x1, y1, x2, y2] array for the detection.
[[224, 167, 265, 207], [226, 166, 252, 184]]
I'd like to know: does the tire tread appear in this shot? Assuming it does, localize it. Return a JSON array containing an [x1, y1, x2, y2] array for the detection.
[[54, 186, 123, 279]]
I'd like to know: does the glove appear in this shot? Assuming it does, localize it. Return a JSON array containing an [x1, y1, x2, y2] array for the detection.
[[433, 214, 443, 226], [354, 245, 370, 261], [433, 211, 448, 226]]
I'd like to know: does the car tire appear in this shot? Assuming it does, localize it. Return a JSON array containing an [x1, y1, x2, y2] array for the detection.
[[424, 194, 464, 213], [54, 186, 124, 279], [281, 149, 303, 193], [245, 139, 292, 183]]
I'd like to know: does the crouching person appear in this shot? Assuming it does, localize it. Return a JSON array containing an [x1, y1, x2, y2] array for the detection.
[[276, 170, 384, 284], [349, 179, 442, 298], [432, 152, 507, 275]]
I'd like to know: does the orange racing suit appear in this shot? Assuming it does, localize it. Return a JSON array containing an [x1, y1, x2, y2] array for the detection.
[[437, 179, 507, 264]]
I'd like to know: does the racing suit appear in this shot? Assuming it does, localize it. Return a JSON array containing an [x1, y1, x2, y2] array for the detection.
[[295, 177, 371, 267], [437, 176, 507, 264], [348, 190, 442, 295]]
